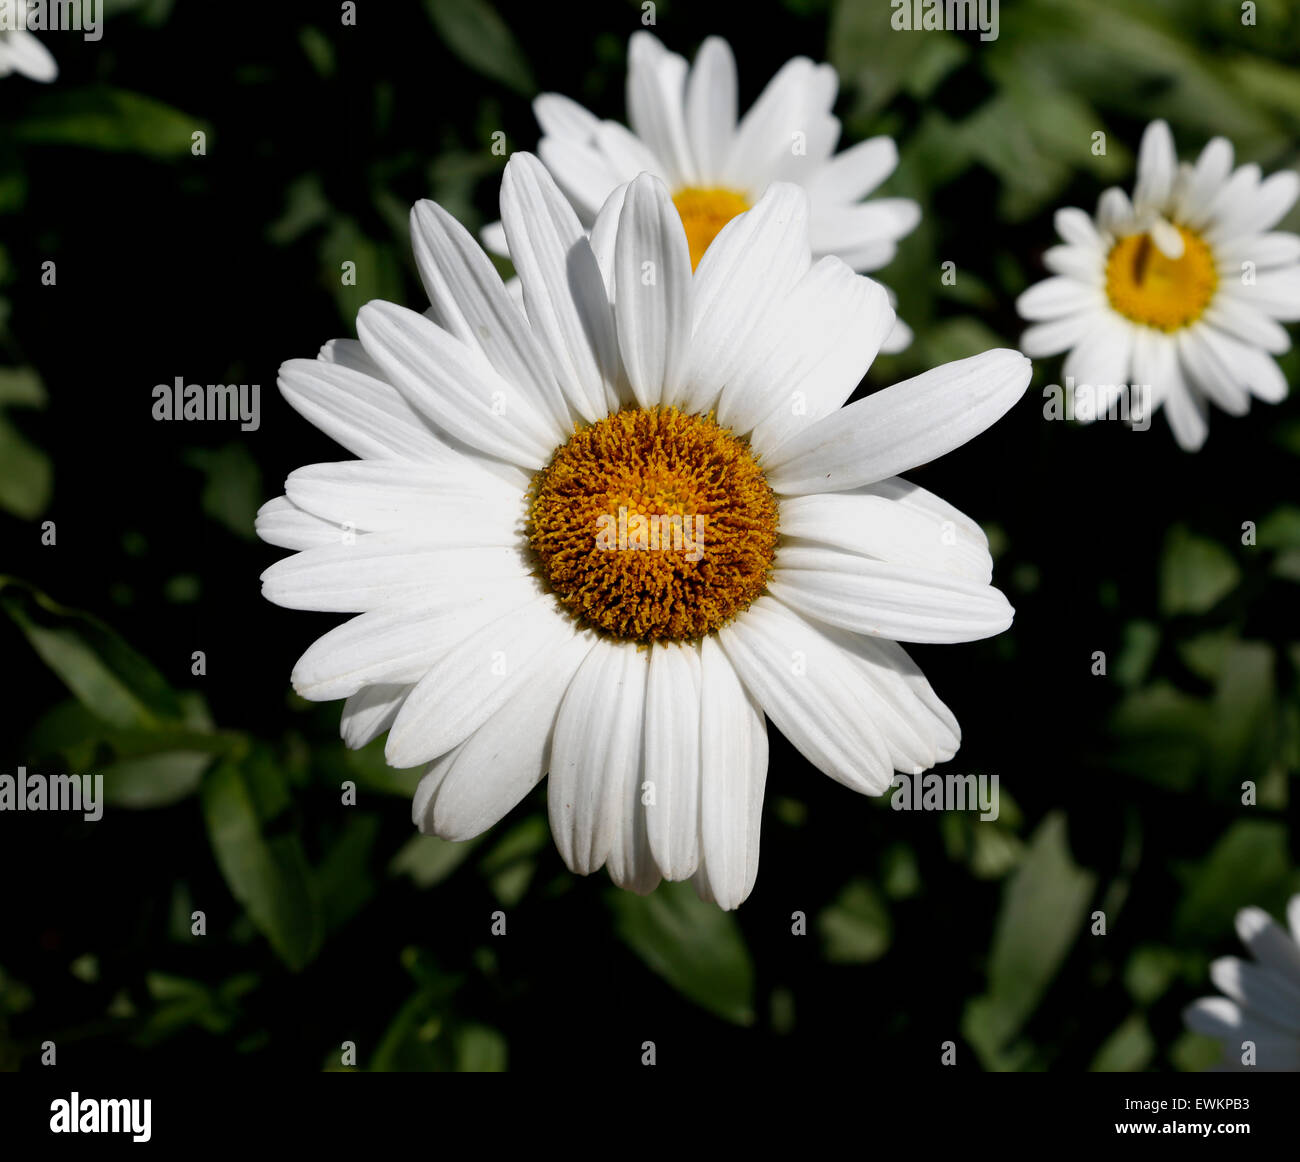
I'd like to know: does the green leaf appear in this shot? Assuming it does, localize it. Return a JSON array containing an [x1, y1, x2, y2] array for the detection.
[[610, 882, 755, 1025], [183, 443, 263, 541], [424, 0, 537, 96], [1159, 525, 1241, 616], [201, 756, 323, 971], [1090, 1014, 1155, 1072], [389, 833, 480, 888], [963, 813, 1095, 1068], [0, 579, 186, 729], [1173, 819, 1289, 943], [0, 413, 52, 519], [818, 878, 891, 963], [0, 366, 46, 408], [14, 87, 207, 157], [101, 752, 211, 808], [455, 1024, 507, 1072]]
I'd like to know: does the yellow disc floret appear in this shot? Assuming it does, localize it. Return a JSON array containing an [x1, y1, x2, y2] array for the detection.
[[672, 187, 751, 270], [528, 407, 778, 642], [1105, 225, 1218, 330]]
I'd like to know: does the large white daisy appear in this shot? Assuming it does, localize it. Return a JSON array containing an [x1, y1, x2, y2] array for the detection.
[[483, 31, 919, 351], [1184, 894, 1300, 1072], [0, 27, 57, 82], [1018, 120, 1300, 450], [258, 153, 1028, 908]]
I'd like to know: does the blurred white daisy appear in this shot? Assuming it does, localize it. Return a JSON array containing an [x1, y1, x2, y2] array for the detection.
[[1018, 120, 1300, 450], [1184, 894, 1300, 1071], [483, 31, 919, 351], [0, 28, 57, 82], [259, 154, 1027, 908]]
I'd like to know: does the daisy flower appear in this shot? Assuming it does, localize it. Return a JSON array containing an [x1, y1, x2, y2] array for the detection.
[[483, 31, 919, 352], [1017, 119, 1300, 450], [1184, 894, 1300, 1071], [0, 28, 57, 82], [258, 153, 1027, 908]]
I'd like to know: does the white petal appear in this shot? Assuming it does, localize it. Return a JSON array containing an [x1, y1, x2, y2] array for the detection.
[[418, 631, 593, 842], [340, 683, 409, 748], [1237, 905, 1300, 977], [1163, 372, 1209, 452], [1017, 275, 1102, 321], [643, 641, 702, 881], [386, 596, 582, 767], [261, 537, 530, 613], [763, 349, 1031, 495], [614, 173, 694, 407], [256, 496, 353, 551], [1054, 207, 1103, 249], [533, 92, 601, 141], [289, 576, 539, 700], [1203, 296, 1291, 354], [1209, 957, 1300, 1034], [680, 182, 812, 414], [718, 596, 893, 794], [409, 198, 573, 431], [548, 638, 649, 876], [684, 36, 738, 186], [768, 544, 1014, 644], [805, 136, 899, 206], [278, 357, 444, 463], [1176, 328, 1249, 416], [1020, 311, 1096, 358], [500, 152, 620, 420], [697, 636, 767, 910], [356, 301, 559, 469], [716, 258, 892, 442], [1175, 137, 1234, 225], [778, 488, 992, 583], [1133, 120, 1177, 212], [284, 459, 521, 533], [626, 32, 695, 188], [538, 136, 620, 222]]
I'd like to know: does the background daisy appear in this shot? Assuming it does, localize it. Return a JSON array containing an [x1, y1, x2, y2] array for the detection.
[[483, 31, 919, 351], [1184, 894, 1300, 1071], [1018, 120, 1300, 450]]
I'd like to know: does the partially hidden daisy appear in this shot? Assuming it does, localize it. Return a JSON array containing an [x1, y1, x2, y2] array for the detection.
[[0, 26, 57, 82], [1018, 120, 1300, 451], [258, 153, 1028, 908], [482, 31, 919, 352], [1184, 894, 1300, 1072]]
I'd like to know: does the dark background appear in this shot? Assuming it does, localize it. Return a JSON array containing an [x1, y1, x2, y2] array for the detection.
[[1, 0, 1298, 1072]]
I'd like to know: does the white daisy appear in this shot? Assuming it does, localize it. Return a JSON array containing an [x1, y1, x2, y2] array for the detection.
[[1184, 894, 1300, 1071], [258, 153, 1028, 908], [1017, 119, 1300, 450], [483, 31, 919, 351], [0, 28, 57, 82]]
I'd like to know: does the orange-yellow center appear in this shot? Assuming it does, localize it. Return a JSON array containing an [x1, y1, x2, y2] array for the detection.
[[528, 407, 778, 642], [672, 187, 751, 270], [1105, 226, 1218, 330]]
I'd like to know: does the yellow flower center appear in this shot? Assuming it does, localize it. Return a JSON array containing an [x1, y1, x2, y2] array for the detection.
[[1104, 226, 1218, 330], [528, 407, 779, 642], [672, 187, 751, 270]]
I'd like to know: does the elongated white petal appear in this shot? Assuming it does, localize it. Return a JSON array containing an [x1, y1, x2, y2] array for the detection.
[[548, 638, 650, 875], [357, 301, 559, 468], [290, 578, 538, 700], [684, 36, 737, 186], [763, 349, 1030, 495], [615, 173, 694, 407], [1133, 119, 1176, 211], [626, 32, 695, 188], [256, 496, 354, 551], [386, 596, 581, 767], [278, 358, 444, 462], [500, 152, 620, 419], [680, 183, 812, 414], [534, 92, 601, 140], [718, 596, 893, 794], [284, 459, 521, 533], [340, 683, 410, 748], [261, 538, 530, 612], [410, 199, 573, 432], [768, 544, 1014, 644], [805, 136, 899, 206], [698, 636, 767, 909], [418, 632, 593, 842], [643, 641, 702, 881]]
